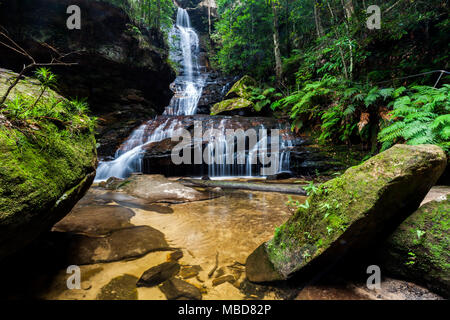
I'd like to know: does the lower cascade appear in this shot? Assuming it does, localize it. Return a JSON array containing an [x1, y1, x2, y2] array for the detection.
[[95, 7, 293, 182]]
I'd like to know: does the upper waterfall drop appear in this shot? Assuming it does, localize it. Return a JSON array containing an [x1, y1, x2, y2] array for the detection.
[[94, 8, 207, 181], [164, 8, 206, 116]]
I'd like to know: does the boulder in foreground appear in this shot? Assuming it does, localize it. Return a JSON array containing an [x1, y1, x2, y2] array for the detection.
[[381, 195, 449, 298], [246, 145, 447, 283], [0, 69, 97, 260]]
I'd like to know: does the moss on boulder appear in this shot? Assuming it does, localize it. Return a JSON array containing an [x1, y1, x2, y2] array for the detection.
[[225, 75, 257, 100], [381, 196, 449, 298], [0, 69, 97, 260], [210, 98, 254, 116], [210, 75, 259, 115], [246, 144, 447, 283]]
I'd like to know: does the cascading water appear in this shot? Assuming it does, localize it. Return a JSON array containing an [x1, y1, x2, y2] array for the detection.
[[95, 8, 206, 181], [204, 122, 293, 178], [95, 7, 292, 182], [164, 8, 205, 116]]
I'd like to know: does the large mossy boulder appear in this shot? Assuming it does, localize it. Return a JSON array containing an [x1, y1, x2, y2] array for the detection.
[[210, 75, 257, 116], [246, 144, 447, 283], [381, 196, 449, 298], [0, 69, 97, 260], [210, 98, 254, 116], [225, 75, 257, 100]]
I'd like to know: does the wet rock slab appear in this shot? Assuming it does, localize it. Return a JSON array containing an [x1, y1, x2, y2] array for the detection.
[[52, 205, 135, 236], [95, 190, 175, 213], [62, 226, 170, 265], [160, 278, 202, 300], [121, 175, 214, 203], [137, 262, 181, 287]]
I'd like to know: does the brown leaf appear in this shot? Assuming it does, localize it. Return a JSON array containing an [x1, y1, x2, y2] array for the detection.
[[358, 112, 370, 132], [379, 107, 392, 121]]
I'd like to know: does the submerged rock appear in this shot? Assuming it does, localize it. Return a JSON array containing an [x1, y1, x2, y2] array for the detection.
[[381, 195, 449, 298], [246, 144, 447, 283], [212, 275, 235, 287], [97, 274, 139, 300], [137, 262, 181, 287], [168, 250, 184, 262], [180, 265, 203, 279], [120, 175, 213, 203], [160, 278, 203, 300]]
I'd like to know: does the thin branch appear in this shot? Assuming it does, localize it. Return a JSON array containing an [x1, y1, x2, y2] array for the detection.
[[0, 27, 79, 107]]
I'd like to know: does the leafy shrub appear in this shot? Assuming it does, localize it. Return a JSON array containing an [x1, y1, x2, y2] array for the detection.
[[272, 75, 450, 154], [378, 85, 450, 152]]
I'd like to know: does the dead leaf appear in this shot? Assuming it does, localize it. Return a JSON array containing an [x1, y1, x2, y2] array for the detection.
[[379, 107, 392, 121], [358, 112, 370, 132]]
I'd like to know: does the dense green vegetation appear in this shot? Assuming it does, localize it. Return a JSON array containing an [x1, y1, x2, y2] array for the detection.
[[100, 0, 175, 31], [212, 0, 449, 154]]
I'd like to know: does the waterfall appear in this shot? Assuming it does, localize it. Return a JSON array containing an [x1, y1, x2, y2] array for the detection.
[[95, 8, 206, 181], [95, 119, 181, 180], [204, 122, 292, 178], [94, 8, 292, 182], [164, 8, 206, 116]]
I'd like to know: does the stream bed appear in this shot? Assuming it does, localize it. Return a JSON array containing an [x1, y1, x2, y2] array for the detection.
[[10, 183, 305, 300]]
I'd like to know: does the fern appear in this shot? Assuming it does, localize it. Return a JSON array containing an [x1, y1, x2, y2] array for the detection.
[[379, 85, 450, 152]]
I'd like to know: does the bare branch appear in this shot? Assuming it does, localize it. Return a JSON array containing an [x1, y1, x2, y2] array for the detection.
[[0, 27, 80, 107]]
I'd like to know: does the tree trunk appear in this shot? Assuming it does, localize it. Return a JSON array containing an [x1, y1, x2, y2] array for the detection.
[[343, 0, 354, 20], [156, 0, 161, 30], [285, 0, 291, 56], [341, 0, 354, 80], [314, 1, 324, 38], [272, 1, 283, 83], [326, 1, 349, 80], [208, 0, 212, 36]]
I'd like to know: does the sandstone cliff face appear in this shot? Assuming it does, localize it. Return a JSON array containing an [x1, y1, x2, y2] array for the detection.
[[0, 0, 176, 158]]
